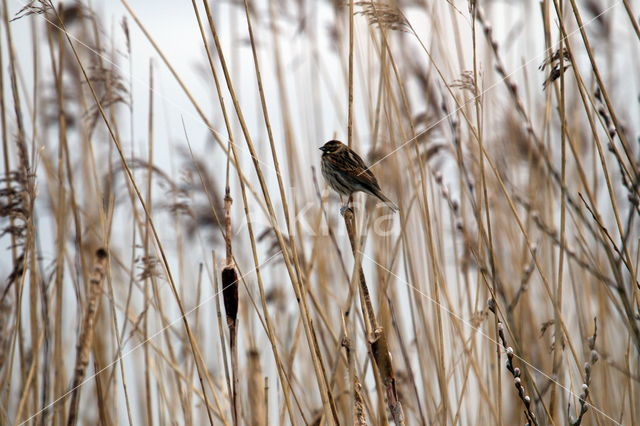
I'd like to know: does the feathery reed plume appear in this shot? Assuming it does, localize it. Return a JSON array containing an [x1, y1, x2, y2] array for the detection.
[[451, 70, 479, 97], [83, 63, 129, 134], [10, 0, 52, 22], [0, 172, 28, 302], [177, 150, 225, 241], [67, 248, 108, 426], [355, 2, 408, 32]]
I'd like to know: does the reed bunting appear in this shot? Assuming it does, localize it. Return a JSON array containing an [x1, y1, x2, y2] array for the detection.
[[320, 140, 399, 212]]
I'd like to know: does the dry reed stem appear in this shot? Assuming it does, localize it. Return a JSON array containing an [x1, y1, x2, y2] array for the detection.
[[342, 207, 404, 424], [189, 0, 298, 421], [222, 190, 239, 425], [341, 328, 368, 426], [199, 2, 339, 422], [488, 302, 538, 426], [53, 6, 221, 423], [247, 349, 267, 426], [66, 248, 108, 426]]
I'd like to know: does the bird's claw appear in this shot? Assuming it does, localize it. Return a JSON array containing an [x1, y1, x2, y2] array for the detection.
[[340, 205, 350, 216]]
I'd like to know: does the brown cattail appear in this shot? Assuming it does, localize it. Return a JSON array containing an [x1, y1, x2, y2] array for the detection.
[[221, 266, 238, 328], [67, 248, 108, 426], [222, 190, 239, 425], [222, 192, 238, 329]]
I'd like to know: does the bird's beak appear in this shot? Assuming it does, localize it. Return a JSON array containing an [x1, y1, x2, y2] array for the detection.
[[319, 147, 326, 152]]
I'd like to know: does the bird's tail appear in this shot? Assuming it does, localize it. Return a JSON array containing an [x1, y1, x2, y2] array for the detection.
[[373, 190, 399, 212]]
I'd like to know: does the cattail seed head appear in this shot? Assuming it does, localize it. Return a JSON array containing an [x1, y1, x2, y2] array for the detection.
[[222, 266, 239, 327]]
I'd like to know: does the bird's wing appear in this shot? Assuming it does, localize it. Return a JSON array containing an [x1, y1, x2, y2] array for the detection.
[[342, 149, 382, 192]]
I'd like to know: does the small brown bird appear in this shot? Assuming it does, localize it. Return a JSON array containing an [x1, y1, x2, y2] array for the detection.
[[320, 140, 399, 212]]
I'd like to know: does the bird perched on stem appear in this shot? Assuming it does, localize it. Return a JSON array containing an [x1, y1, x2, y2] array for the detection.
[[320, 140, 399, 213]]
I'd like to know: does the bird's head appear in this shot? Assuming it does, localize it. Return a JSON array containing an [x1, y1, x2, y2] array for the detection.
[[319, 140, 345, 154]]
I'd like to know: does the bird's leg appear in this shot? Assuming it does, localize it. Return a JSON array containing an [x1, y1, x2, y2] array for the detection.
[[340, 194, 352, 216], [339, 195, 347, 215]]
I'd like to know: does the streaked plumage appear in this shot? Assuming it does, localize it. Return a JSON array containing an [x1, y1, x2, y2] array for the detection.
[[320, 140, 399, 212]]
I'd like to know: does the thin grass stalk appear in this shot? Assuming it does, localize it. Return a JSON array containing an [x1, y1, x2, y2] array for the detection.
[[370, 11, 452, 419], [467, 4, 504, 421], [144, 57, 155, 426], [2, 0, 33, 408], [0, 1, 12, 271], [187, 2, 298, 422], [548, 0, 640, 351], [119, 0, 272, 220], [199, 3, 339, 423], [470, 117, 582, 421], [51, 13, 68, 424], [621, 0, 640, 40], [249, 0, 347, 404], [345, 8, 379, 421], [348, 0, 355, 149], [238, 4, 354, 419], [52, 8, 220, 424], [96, 23, 134, 425], [408, 14, 590, 417], [386, 292, 427, 424], [548, 2, 569, 417], [246, 349, 266, 426], [267, 0, 299, 188], [101, 187, 136, 417], [14, 330, 44, 425], [565, 0, 636, 172], [26, 15, 40, 423], [0, 24, 15, 423]]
